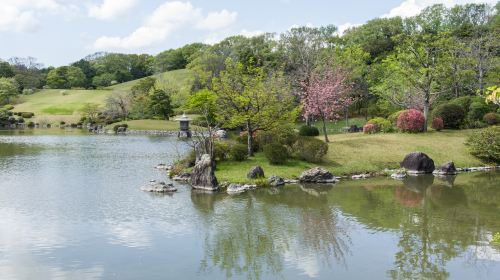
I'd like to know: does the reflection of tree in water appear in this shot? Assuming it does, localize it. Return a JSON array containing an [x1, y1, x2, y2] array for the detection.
[[195, 186, 351, 280], [390, 176, 475, 280]]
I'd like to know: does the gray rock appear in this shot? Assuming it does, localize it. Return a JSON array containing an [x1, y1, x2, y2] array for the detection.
[[173, 172, 191, 182], [268, 175, 285, 187], [400, 152, 435, 174], [226, 184, 256, 194], [391, 171, 407, 180], [284, 179, 299, 184], [247, 166, 265, 179], [141, 181, 177, 193], [215, 129, 228, 139], [352, 174, 370, 180], [191, 154, 218, 191], [155, 163, 172, 170], [433, 161, 458, 175], [299, 167, 338, 183]]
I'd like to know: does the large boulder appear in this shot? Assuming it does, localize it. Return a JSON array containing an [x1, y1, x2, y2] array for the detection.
[[247, 166, 265, 179], [141, 181, 177, 193], [268, 175, 285, 187], [400, 152, 435, 174], [299, 167, 337, 183], [433, 161, 458, 175], [191, 154, 218, 191]]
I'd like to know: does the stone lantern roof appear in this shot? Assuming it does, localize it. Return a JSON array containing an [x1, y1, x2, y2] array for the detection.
[[175, 113, 191, 122]]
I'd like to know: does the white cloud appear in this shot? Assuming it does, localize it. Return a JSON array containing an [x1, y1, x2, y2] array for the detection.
[[239, 29, 265, 38], [336, 22, 360, 36], [383, 0, 497, 18], [88, 0, 137, 20], [0, 0, 79, 32], [93, 1, 238, 51], [196, 9, 237, 30]]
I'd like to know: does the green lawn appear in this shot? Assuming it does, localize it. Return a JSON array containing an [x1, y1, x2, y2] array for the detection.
[[215, 129, 485, 182], [13, 89, 114, 123], [12, 69, 194, 124]]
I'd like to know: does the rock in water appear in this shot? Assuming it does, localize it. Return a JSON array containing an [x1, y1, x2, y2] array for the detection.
[[191, 154, 218, 191], [299, 167, 338, 183], [226, 184, 257, 194], [400, 152, 435, 174], [268, 175, 285, 187], [247, 166, 265, 179], [141, 181, 177, 193], [433, 161, 458, 175]]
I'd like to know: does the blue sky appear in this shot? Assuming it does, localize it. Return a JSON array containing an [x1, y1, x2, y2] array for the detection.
[[0, 0, 496, 66]]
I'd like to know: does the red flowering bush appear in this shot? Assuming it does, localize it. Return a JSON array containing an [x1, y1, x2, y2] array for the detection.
[[397, 109, 425, 133], [431, 117, 444, 131], [363, 123, 377, 134]]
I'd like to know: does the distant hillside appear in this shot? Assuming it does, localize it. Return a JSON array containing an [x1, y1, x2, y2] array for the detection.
[[12, 69, 194, 123]]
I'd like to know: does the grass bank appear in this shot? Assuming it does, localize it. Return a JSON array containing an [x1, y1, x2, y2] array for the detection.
[[105, 118, 199, 131], [215, 129, 484, 182]]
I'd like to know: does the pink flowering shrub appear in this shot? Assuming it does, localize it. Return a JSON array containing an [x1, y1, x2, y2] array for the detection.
[[432, 117, 444, 131], [363, 123, 377, 134], [397, 109, 425, 133]]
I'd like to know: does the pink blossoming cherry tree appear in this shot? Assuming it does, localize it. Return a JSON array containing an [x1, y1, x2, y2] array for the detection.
[[303, 67, 353, 142]]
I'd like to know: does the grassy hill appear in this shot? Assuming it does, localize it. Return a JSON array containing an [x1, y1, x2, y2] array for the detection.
[[12, 69, 194, 124]]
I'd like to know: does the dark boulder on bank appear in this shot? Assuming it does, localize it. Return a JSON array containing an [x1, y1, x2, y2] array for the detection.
[[247, 166, 265, 179], [299, 167, 337, 183], [268, 175, 285, 187], [433, 161, 458, 175], [400, 152, 435, 174], [191, 154, 218, 191]]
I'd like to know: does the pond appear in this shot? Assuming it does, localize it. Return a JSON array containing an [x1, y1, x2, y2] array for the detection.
[[0, 130, 499, 280]]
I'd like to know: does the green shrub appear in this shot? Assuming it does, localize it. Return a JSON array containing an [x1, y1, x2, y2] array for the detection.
[[263, 143, 289, 165], [113, 123, 128, 132], [214, 141, 231, 161], [432, 103, 465, 129], [388, 110, 405, 125], [256, 128, 298, 149], [483, 113, 500, 125], [3, 105, 14, 110], [17, 117, 24, 123], [236, 131, 259, 152], [465, 126, 500, 164], [367, 117, 393, 133], [27, 121, 35, 128], [21, 112, 35, 119], [230, 144, 248, 161], [298, 125, 320, 136], [293, 137, 328, 163], [467, 102, 490, 122]]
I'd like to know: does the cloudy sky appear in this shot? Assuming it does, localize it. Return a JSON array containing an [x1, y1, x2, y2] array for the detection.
[[0, 0, 496, 66]]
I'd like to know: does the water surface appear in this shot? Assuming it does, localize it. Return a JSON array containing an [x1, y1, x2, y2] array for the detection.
[[0, 131, 499, 280]]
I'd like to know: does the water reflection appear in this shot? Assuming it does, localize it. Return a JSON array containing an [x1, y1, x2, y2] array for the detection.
[[1, 133, 499, 279]]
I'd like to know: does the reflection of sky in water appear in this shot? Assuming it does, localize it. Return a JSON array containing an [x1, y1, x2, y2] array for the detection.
[[1, 132, 500, 280]]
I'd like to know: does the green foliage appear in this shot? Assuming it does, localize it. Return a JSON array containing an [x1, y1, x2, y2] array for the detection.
[[367, 117, 393, 133], [465, 126, 500, 164], [432, 103, 466, 129], [131, 77, 157, 96], [20, 112, 34, 118], [263, 143, 289, 165], [186, 89, 217, 125], [0, 61, 15, 78], [113, 123, 128, 132], [154, 43, 205, 72], [213, 141, 231, 161], [148, 88, 174, 120], [46, 66, 86, 89], [80, 103, 100, 123], [483, 113, 500, 125], [493, 233, 500, 244], [256, 126, 298, 149], [388, 110, 406, 125], [230, 144, 249, 161], [92, 73, 116, 87], [298, 125, 320, 136], [293, 137, 328, 163], [467, 101, 490, 122], [0, 77, 19, 105]]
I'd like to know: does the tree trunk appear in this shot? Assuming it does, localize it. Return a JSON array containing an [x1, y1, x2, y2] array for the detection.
[[423, 96, 430, 133], [305, 115, 311, 126], [246, 121, 254, 157], [321, 116, 329, 143]]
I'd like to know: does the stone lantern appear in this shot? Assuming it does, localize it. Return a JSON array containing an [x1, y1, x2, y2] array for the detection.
[[175, 113, 192, 138]]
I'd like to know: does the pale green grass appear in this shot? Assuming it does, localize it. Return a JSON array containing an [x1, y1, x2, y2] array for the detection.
[[215, 130, 484, 182], [13, 89, 113, 123], [12, 69, 194, 124]]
